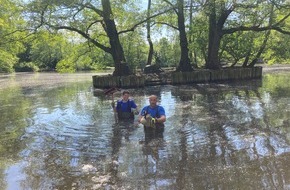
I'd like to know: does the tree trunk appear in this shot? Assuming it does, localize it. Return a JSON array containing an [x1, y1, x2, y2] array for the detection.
[[206, 0, 234, 70], [102, 0, 132, 76], [248, 30, 270, 67], [146, 0, 153, 66], [188, 0, 198, 68], [248, 5, 274, 68], [176, 0, 193, 72], [205, 0, 221, 70], [241, 49, 251, 67]]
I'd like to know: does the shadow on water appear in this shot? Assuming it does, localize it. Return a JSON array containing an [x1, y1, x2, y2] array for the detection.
[[1, 72, 290, 189]]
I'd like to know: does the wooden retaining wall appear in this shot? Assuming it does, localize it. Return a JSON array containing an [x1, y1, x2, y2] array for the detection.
[[92, 67, 262, 88], [171, 70, 211, 84], [171, 66, 262, 84], [92, 75, 145, 88]]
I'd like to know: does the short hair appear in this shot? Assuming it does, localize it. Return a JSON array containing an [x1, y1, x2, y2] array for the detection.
[[122, 90, 130, 95], [149, 95, 158, 100]]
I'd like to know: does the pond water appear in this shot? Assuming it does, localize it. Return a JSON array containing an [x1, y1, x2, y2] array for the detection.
[[0, 71, 290, 190]]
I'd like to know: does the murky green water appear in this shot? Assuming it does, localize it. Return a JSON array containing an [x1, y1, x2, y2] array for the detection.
[[0, 72, 290, 190]]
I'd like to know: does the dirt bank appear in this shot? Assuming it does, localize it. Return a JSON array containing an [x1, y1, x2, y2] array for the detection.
[[258, 64, 290, 73]]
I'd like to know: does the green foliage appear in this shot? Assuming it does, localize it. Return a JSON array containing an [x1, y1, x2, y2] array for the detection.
[[121, 31, 147, 69], [189, 13, 209, 66], [155, 37, 180, 67], [56, 59, 76, 73], [0, 50, 18, 73], [29, 32, 68, 71], [221, 31, 265, 65], [0, 85, 30, 168], [0, 0, 27, 73], [263, 31, 290, 64], [0, 0, 288, 74], [55, 41, 114, 72], [14, 61, 39, 72]]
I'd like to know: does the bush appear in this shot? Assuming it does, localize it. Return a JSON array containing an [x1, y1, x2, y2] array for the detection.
[[0, 50, 18, 73], [14, 62, 39, 72], [55, 59, 76, 73]]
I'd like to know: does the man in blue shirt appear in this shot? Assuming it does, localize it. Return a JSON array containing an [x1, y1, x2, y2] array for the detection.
[[113, 90, 138, 120], [138, 95, 166, 128]]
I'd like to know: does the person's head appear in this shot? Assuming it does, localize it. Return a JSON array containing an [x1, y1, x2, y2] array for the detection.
[[149, 95, 158, 107], [122, 90, 130, 101]]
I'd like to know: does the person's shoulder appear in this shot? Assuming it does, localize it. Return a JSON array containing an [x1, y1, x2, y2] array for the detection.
[[158, 105, 165, 110], [128, 99, 135, 102]]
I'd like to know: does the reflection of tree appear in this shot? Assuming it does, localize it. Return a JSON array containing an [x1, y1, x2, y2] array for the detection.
[[192, 84, 232, 160], [175, 120, 188, 190], [141, 127, 166, 188], [7, 82, 119, 189], [2, 73, 290, 189], [0, 86, 32, 189], [229, 86, 290, 157], [144, 86, 162, 98], [170, 79, 290, 188]]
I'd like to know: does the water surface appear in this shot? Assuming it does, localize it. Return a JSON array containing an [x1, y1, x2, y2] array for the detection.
[[0, 71, 290, 189]]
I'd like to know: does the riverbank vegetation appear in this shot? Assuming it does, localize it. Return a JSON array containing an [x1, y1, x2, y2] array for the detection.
[[0, 0, 289, 74]]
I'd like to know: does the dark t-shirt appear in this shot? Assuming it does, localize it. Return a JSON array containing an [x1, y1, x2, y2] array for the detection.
[[140, 105, 165, 118], [116, 99, 137, 119]]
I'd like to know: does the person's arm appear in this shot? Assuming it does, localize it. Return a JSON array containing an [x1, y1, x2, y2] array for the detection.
[[156, 115, 166, 123], [130, 100, 139, 114], [156, 106, 166, 123], [114, 100, 121, 112], [138, 107, 145, 122]]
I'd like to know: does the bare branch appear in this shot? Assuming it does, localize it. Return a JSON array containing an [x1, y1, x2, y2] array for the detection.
[[223, 25, 290, 35], [223, 13, 290, 35], [86, 20, 103, 34], [153, 21, 179, 30], [217, 9, 233, 28], [1, 31, 35, 45], [271, 27, 290, 35], [72, 4, 86, 20], [81, 2, 104, 16], [273, 13, 290, 27], [52, 25, 112, 53], [162, 0, 178, 14], [118, 8, 174, 34]]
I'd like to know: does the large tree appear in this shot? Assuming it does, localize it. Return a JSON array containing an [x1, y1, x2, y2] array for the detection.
[[26, 0, 176, 75], [146, 0, 154, 66], [176, 0, 193, 71], [155, 0, 193, 71], [26, 0, 136, 76], [205, 0, 290, 69]]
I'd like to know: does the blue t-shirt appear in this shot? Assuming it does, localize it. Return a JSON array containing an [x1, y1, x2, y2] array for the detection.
[[140, 105, 165, 118], [116, 99, 137, 113]]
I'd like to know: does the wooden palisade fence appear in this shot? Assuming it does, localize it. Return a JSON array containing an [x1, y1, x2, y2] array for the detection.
[[92, 67, 262, 88]]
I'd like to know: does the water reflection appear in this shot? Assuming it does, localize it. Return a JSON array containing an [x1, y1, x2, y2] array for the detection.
[[0, 72, 290, 189]]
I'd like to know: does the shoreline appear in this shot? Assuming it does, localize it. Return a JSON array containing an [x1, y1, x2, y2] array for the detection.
[[0, 65, 289, 90], [1, 64, 290, 76], [258, 64, 290, 73]]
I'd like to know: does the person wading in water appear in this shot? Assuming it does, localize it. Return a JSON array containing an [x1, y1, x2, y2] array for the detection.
[[112, 90, 139, 121], [138, 95, 166, 130]]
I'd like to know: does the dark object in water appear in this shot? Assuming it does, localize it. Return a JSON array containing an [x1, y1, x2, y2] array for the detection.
[[144, 65, 164, 74], [104, 87, 120, 95]]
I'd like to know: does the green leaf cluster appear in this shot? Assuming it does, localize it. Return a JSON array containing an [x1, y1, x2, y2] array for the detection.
[[0, 0, 289, 73]]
